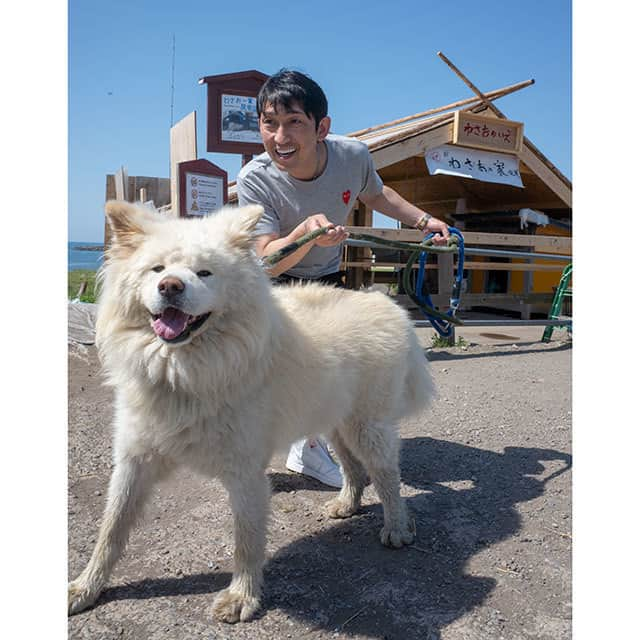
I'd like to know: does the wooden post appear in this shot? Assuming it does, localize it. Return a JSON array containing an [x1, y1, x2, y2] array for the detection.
[[522, 257, 533, 320], [346, 201, 370, 289], [115, 166, 129, 201], [170, 111, 197, 217]]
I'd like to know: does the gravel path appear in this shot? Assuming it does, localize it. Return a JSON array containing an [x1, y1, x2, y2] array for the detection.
[[68, 327, 571, 640]]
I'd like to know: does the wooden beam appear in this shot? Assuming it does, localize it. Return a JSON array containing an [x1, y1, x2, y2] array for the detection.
[[371, 123, 453, 170], [349, 79, 534, 138], [520, 148, 572, 206], [414, 200, 568, 212], [402, 292, 555, 306], [341, 260, 565, 272], [462, 261, 566, 272], [345, 226, 572, 253]]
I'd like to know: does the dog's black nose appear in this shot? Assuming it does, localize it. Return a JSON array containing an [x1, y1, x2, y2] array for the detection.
[[158, 276, 185, 297]]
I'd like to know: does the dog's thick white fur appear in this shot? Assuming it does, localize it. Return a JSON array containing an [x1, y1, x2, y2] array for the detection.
[[68, 201, 434, 623]]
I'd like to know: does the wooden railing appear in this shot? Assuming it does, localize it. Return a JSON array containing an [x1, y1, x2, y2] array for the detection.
[[341, 227, 571, 317]]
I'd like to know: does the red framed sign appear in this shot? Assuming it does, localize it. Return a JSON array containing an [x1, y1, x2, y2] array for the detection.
[[178, 159, 228, 217], [198, 70, 268, 155]]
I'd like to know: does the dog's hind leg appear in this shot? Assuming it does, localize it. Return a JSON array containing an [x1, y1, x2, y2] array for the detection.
[[343, 422, 414, 548], [212, 467, 270, 623], [68, 454, 161, 615], [325, 428, 368, 519]]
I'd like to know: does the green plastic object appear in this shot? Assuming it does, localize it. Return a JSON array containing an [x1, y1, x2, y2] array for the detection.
[[541, 263, 572, 342]]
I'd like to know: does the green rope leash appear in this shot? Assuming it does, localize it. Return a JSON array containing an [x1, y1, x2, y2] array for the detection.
[[261, 226, 463, 326], [261, 227, 459, 267], [349, 232, 459, 255], [402, 240, 463, 326], [261, 226, 331, 267]]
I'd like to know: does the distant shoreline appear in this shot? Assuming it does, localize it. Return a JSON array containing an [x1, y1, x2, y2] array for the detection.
[[73, 245, 104, 252]]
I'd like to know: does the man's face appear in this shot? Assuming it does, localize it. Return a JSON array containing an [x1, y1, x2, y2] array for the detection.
[[259, 101, 330, 180]]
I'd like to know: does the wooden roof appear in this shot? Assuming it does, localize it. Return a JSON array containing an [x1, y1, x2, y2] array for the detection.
[[349, 104, 571, 216]]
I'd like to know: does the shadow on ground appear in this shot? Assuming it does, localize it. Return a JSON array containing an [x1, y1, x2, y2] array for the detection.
[[426, 341, 571, 362], [91, 437, 571, 639], [260, 437, 571, 639]]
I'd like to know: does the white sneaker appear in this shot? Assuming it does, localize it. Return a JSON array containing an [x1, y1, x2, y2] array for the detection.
[[286, 437, 343, 488]]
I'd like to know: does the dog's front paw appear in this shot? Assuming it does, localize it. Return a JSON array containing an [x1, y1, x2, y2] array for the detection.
[[212, 588, 260, 623], [68, 579, 100, 615], [325, 496, 358, 519], [380, 522, 415, 548]]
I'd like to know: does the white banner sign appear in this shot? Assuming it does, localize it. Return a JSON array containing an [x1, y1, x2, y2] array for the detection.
[[425, 144, 523, 188], [185, 172, 224, 216]]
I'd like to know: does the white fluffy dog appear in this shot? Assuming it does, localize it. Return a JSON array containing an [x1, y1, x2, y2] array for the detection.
[[68, 201, 434, 623]]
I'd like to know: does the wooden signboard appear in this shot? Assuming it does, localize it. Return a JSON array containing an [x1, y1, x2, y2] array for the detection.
[[453, 111, 524, 153], [198, 70, 268, 155], [178, 159, 228, 217]]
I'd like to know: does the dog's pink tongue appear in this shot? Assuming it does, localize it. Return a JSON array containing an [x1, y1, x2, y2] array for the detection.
[[152, 308, 189, 340]]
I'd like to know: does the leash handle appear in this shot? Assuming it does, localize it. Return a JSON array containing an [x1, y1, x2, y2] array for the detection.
[[410, 227, 465, 337], [261, 226, 331, 267]]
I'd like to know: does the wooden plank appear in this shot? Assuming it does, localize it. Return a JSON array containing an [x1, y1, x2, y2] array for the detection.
[[170, 111, 197, 217], [414, 200, 570, 212], [398, 292, 555, 306], [345, 226, 572, 253], [349, 79, 534, 138], [342, 260, 564, 272], [371, 123, 453, 170], [464, 261, 565, 272], [438, 251, 454, 295], [453, 111, 524, 153], [114, 166, 128, 201], [520, 145, 572, 206]]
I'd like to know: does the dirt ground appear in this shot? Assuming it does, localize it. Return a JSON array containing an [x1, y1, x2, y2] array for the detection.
[[67, 324, 572, 640]]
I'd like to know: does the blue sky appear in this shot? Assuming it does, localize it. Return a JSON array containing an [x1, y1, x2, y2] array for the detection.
[[69, 0, 571, 241]]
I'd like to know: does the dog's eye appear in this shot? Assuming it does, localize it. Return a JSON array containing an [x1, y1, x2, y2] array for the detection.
[[197, 270, 212, 278], [151, 265, 165, 273]]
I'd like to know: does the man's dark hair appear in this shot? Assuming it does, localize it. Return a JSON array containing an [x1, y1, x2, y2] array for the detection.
[[257, 69, 328, 129]]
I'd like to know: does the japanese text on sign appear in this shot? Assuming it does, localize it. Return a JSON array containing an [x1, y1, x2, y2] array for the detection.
[[425, 144, 523, 188], [453, 111, 523, 153]]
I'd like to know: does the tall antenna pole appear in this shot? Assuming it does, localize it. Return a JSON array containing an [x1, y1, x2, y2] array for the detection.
[[170, 33, 176, 127]]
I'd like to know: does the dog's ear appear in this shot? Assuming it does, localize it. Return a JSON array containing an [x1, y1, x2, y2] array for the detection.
[[104, 200, 155, 258], [222, 204, 265, 251]]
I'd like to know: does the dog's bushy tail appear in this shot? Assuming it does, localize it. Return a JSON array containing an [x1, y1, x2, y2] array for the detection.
[[402, 329, 436, 417]]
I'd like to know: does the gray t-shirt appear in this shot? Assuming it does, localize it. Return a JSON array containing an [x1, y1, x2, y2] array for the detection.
[[236, 133, 383, 279]]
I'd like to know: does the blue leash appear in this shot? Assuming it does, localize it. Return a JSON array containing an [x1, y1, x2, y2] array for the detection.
[[414, 227, 465, 338]]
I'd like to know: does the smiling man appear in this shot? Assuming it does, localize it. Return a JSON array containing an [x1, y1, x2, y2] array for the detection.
[[236, 68, 449, 486]]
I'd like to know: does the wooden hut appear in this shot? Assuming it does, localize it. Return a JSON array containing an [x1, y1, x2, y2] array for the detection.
[[340, 94, 571, 318]]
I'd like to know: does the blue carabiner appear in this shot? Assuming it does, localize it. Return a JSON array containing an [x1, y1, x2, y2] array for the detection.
[[414, 227, 465, 337]]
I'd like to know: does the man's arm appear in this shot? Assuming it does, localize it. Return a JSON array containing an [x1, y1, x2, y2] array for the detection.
[[254, 214, 348, 277], [360, 185, 450, 242]]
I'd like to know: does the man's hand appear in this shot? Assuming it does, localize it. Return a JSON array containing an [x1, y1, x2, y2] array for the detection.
[[303, 213, 348, 247], [423, 216, 450, 246]]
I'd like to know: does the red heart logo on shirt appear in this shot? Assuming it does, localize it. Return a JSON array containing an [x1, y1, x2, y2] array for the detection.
[[342, 190, 351, 205]]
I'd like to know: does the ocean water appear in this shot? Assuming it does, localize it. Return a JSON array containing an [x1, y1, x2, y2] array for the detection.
[[68, 242, 104, 271]]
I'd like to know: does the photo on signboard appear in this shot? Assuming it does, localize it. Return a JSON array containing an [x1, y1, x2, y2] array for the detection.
[[221, 94, 261, 144]]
